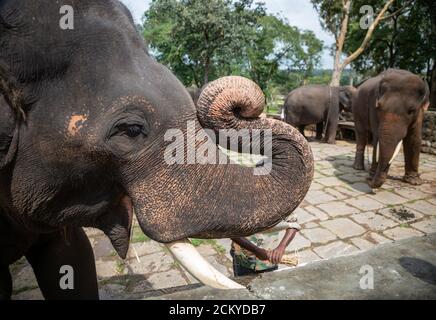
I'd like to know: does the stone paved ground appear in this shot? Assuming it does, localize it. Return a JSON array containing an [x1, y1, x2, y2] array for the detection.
[[10, 140, 436, 299]]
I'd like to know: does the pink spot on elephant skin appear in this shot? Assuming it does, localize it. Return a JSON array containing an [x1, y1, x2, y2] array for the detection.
[[68, 114, 88, 137]]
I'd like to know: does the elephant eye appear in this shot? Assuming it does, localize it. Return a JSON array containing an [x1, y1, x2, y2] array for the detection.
[[116, 123, 146, 138]]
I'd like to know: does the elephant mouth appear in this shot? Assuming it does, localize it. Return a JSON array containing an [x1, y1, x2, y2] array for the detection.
[[99, 193, 243, 289], [97, 194, 134, 259]]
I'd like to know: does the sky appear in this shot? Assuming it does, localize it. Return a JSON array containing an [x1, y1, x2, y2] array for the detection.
[[119, 0, 335, 69]]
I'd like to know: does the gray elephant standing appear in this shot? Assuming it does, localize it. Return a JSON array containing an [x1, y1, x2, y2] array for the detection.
[[282, 85, 356, 144], [352, 69, 429, 188]]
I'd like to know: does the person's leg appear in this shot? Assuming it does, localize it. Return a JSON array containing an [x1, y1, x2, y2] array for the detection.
[[230, 250, 255, 277], [257, 265, 278, 274]]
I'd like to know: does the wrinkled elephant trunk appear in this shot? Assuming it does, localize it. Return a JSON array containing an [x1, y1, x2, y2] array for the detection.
[[369, 120, 406, 189], [126, 75, 313, 251], [120, 76, 314, 289]]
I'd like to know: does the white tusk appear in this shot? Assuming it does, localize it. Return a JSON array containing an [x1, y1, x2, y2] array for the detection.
[[280, 108, 285, 121], [389, 141, 403, 165], [165, 239, 244, 290]]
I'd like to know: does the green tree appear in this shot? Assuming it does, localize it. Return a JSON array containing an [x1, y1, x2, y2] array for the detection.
[[311, 0, 397, 86], [246, 15, 323, 91], [344, 0, 435, 108], [142, 0, 323, 93], [143, 0, 264, 87], [345, 0, 432, 74]]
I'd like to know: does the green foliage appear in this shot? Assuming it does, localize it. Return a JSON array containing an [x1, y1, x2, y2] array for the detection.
[[344, 0, 435, 80], [142, 0, 324, 91], [131, 226, 150, 243], [310, 0, 344, 40], [143, 0, 264, 86], [115, 261, 127, 274], [189, 239, 225, 254], [189, 238, 205, 247], [311, 0, 435, 85]]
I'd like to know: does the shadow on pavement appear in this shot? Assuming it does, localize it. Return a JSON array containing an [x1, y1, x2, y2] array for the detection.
[[399, 257, 436, 286]]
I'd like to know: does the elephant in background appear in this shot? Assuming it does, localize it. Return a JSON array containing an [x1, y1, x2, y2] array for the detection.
[[353, 69, 430, 188], [187, 86, 202, 106], [0, 0, 313, 299], [282, 85, 356, 144]]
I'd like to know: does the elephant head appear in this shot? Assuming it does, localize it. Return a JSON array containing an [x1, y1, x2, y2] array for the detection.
[[186, 86, 202, 106], [368, 70, 429, 188], [339, 85, 356, 113], [0, 0, 313, 287]]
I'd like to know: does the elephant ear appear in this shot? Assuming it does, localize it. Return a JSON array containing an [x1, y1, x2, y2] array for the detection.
[[0, 93, 18, 170], [339, 87, 352, 111], [0, 14, 24, 169], [422, 79, 430, 111], [375, 74, 388, 109]]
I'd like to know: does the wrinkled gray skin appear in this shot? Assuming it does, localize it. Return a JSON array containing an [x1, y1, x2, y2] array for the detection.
[[0, 0, 313, 299], [352, 69, 429, 189], [282, 85, 356, 144]]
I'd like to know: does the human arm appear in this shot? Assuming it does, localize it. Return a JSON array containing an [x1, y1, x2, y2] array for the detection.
[[231, 237, 269, 261], [268, 228, 298, 264]]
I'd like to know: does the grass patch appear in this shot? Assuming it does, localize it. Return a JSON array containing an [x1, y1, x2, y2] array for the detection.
[[190, 238, 207, 247], [189, 239, 228, 255], [214, 244, 227, 255], [115, 261, 126, 274], [131, 226, 150, 243]]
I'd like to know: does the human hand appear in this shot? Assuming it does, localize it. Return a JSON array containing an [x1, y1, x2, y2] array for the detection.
[[268, 246, 286, 264]]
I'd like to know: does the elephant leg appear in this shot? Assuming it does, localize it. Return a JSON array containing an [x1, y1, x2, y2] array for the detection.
[[369, 135, 378, 178], [402, 121, 423, 185], [0, 265, 12, 300], [322, 120, 338, 144], [316, 122, 323, 140], [353, 128, 368, 171], [25, 228, 99, 300], [298, 125, 306, 138]]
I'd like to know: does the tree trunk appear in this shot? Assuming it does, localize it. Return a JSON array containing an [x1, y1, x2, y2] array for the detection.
[[330, 0, 351, 87], [331, 66, 344, 87], [330, 0, 395, 86], [431, 64, 436, 110]]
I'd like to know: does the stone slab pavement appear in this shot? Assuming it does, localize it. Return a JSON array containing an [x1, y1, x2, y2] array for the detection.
[[10, 140, 436, 299]]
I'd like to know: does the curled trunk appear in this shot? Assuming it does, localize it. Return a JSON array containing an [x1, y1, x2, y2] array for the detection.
[[128, 76, 314, 243]]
